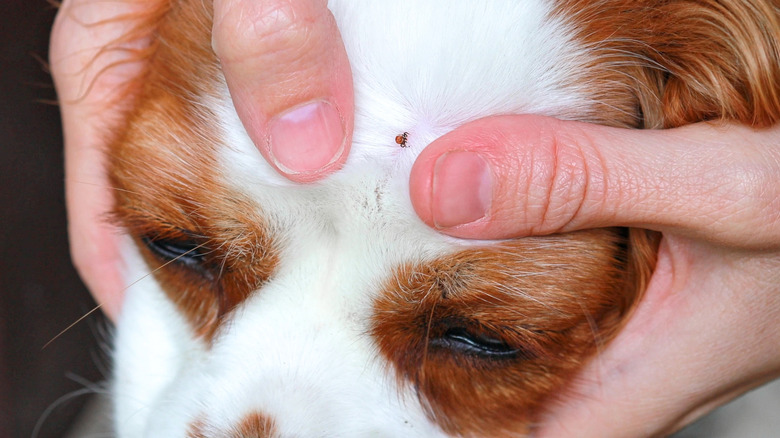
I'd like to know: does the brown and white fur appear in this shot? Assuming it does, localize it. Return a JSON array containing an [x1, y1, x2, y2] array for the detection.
[[103, 1, 780, 436]]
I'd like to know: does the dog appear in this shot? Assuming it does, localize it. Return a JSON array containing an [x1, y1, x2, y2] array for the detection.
[[103, 0, 779, 436]]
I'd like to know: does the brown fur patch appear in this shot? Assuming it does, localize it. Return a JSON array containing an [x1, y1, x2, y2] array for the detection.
[[188, 413, 278, 438], [107, 0, 278, 340], [230, 413, 279, 438], [554, 0, 780, 129], [187, 420, 207, 438], [372, 229, 656, 436]]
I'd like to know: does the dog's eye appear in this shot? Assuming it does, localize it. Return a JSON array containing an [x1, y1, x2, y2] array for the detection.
[[431, 326, 521, 359], [141, 235, 210, 275]]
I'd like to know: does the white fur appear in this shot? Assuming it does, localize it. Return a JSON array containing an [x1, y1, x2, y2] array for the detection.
[[113, 1, 600, 436]]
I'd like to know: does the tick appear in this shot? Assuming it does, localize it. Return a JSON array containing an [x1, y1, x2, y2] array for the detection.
[[395, 132, 409, 148]]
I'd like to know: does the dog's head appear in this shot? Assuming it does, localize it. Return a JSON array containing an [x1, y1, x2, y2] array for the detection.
[[105, 1, 779, 436]]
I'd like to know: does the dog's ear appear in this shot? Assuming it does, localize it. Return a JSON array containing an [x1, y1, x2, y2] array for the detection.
[[642, 0, 780, 128], [558, 0, 780, 129]]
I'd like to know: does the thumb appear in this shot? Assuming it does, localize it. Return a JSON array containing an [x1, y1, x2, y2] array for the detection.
[[213, 0, 353, 182], [409, 115, 780, 248]]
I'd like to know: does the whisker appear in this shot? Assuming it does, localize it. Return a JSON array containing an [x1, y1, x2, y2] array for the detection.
[[42, 241, 209, 350], [420, 280, 438, 382], [42, 305, 104, 351], [217, 231, 244, 281], [66, 371, 110, 395], [66, 178, 143, 196], [31, 386, 103, 438], [577, 298, 605, 379]]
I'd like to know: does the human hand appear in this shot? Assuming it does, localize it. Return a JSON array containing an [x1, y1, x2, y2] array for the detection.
[[50, 0, 353, 320], [408, 114, 780, 436]]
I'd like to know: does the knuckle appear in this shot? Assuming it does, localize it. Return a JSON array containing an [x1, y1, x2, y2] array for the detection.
[[700, 143, 780, 247], [738, 161, 780, 239], [530, 121, 603, 234], [215, 0, 318, 62], [253, 2, 306, 47]]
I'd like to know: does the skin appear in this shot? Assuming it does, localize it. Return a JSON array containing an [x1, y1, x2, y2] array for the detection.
[[51, 0, 780, 436]]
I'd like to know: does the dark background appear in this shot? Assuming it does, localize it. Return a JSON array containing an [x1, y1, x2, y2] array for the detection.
[[1, 1, 107, 437]]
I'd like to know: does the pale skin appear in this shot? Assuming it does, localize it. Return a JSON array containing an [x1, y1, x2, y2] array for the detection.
[[51, 0, 780, 436]]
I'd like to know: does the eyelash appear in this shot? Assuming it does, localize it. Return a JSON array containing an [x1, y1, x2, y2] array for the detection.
[[430, 323, 525, 360], [140, 234, 212, 277]]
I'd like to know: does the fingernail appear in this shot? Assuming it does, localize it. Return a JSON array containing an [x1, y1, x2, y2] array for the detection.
[[432, 151, 492, 228], [268, 100, 345, 177]]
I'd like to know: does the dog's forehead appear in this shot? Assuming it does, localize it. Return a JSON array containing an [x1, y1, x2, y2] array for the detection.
[[214, 0, 588, 252]]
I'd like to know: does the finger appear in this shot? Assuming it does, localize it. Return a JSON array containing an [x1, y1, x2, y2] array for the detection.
[[50, 0, 152, 106], [51, 0, 152, 320], [213, 0, 354, 182], [409, 115, 780, 249], [535, 237, 780, 437]]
